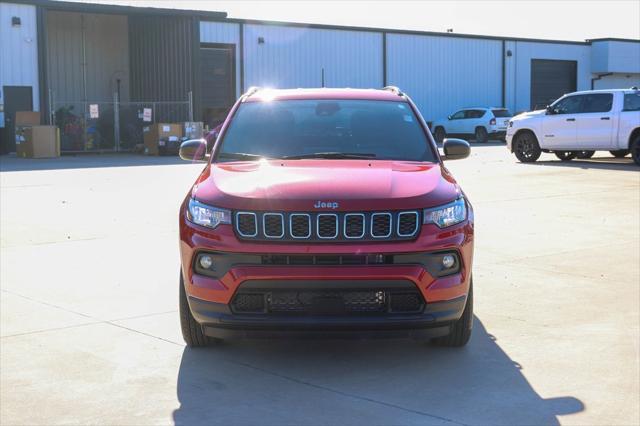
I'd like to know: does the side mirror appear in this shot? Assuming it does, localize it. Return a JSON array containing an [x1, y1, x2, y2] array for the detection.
[[447, 115, 452, 120], [442, 138, 470, 161], [179, 139, 208, 162], [546, 105, 555, 115]]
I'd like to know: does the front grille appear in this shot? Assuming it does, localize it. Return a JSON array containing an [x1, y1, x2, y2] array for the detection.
[[398, 212, 419, 236], [232, 293, 265, 313], [290, 214, 311, 238], [234, 210, 421, 242], [344, 214, 365, 238], [237, 212, 257, 237], [231, 288, 424, 315], [371, 213, 392, 238], [263, 213, 284, 238], [317, 214, 338, 238]]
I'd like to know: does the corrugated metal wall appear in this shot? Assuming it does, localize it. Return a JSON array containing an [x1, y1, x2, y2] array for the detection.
[[386, 34, 503, 123], [242, 24, 383, 89], [45, 11, 129, 102], [129, 15, 197, 105], [591, 40, 640, 73], [505, 41, 591, 113], [0, 2, 39, 113], [200, 21, 241, 97]]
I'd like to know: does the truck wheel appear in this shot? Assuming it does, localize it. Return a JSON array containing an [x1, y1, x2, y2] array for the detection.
[[610, 150, 630, 158], [434, 127, 446, 144], [475, 127, 488, 143], [180, 271, 209, 347], [431, 279, 473, 347], [554, 151, 577, 161], [577, 150, 595, 159], [631, 135, 640, 166], [513, 131, 541, 162]]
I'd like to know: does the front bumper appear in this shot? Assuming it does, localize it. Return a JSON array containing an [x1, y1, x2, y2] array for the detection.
[[188, 294, 465, 339], [179, 206, 474, 335]]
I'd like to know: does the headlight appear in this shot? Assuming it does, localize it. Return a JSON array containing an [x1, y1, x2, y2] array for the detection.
[[186, 198, 231, 229], [423, 197, 467, 228]]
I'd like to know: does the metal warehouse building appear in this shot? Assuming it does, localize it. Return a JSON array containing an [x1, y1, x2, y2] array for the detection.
[[1, 0, 639, 153]]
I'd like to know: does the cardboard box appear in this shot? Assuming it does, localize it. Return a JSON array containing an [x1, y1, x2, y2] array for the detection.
[[183, 122, 204, 140], [16, 126, 60, 158], [15, 111, 41, 126], [143, 123, 183, 155]]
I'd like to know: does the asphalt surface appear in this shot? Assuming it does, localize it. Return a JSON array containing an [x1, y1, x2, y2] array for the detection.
[[1, 146, 638, 425]]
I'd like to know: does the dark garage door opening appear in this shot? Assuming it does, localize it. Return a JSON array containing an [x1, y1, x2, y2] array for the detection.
[[200, 43, 236, 128], [530, 59, 577, 110]]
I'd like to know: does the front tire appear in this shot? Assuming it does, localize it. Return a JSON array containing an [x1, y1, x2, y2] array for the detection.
[[577, 150, 595, 159], [475, 127, 488, 143], [610, 149, 630, 158], [431, 279, 473, 347], [434, 127, 446, 144], [513, 131, 541, 163], [180, 271, 209, 347], [631, 134, 640, 166], [555, 151, 578, 161]]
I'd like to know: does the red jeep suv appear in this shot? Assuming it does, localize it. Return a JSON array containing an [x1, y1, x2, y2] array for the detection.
[[178, 87, 474, 347]]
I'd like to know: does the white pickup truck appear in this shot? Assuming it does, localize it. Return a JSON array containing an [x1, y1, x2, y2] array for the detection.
[[506, 88, 640, 165]]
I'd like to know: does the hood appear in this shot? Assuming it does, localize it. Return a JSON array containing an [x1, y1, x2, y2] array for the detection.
[[513, 109, 546, 120], [191, 159, 461, 212]]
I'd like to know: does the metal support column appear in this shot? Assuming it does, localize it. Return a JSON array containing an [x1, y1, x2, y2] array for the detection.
[[113, 92, 120, 152]]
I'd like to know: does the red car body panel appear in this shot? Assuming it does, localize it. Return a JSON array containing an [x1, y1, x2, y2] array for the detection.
[[179, 88, 474, 338], [190, 160, 461, 211]]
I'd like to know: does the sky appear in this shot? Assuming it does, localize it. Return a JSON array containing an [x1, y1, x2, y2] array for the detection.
[[63, 0, 640, 41]]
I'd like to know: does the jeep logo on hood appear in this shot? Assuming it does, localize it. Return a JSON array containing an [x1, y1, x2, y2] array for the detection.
[[314, 201, 339, 209]]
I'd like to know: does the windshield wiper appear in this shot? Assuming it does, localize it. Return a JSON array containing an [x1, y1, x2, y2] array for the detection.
[[218, 152, 271, 161], [281, 152, 377, 160]]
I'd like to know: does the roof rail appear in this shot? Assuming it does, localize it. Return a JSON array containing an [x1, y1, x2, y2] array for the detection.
[[244, 86, 261, 97], [382, 86, 403, 96]]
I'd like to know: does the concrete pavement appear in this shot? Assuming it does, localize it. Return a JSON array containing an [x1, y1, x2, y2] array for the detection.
[[1, 147, 638, 425]]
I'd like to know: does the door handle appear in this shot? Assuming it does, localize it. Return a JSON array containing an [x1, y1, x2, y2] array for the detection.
[[600, 117, 610, 120], [566, 118, 575, 122]]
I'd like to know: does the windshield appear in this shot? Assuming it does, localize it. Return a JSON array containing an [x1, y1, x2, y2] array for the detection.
[[214, 99, 436, 162], [491, 109, 512, 117]]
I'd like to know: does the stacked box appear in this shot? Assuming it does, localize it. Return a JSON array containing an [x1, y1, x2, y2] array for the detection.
[[143, 123, 183, 156], [17, 126, 60, 158], [183, 122, 204, 140]]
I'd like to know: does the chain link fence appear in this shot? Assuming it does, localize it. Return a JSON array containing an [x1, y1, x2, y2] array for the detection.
[[52, 95, 192, 153]]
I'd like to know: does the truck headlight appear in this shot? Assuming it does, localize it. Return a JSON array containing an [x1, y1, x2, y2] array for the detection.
[[423, 197, 467, 228], [186, 198, 231, 229]]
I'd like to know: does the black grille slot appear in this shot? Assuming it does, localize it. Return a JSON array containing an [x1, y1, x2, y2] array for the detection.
[[237, 213, 257, 236], [371, 213, 392, 237], [317, 214, 338, 238], [263, 214, 284, 238], [231, 293, 265, 313], [290, 214, 311, 238], [398, 212, 419, 236], [389, 292, 424, 313], [268, 290, 386, 314], [260, 254, 390, 266], [344, 214, 365, 238], [231, 287, 425, 316], [289, 255, 314, 265]]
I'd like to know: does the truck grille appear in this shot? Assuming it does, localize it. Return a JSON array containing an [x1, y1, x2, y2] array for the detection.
[[234, 210, 421, 242]]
